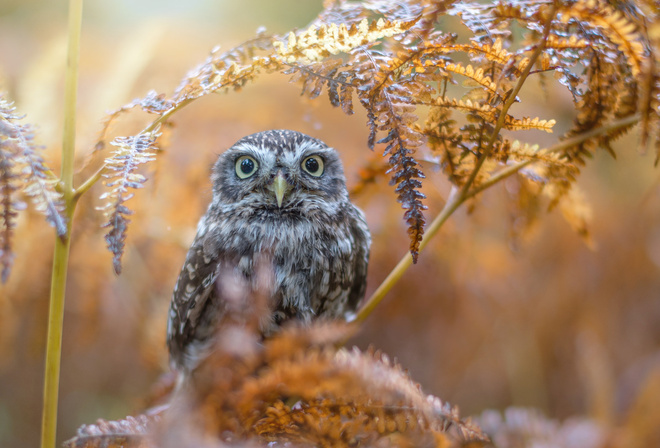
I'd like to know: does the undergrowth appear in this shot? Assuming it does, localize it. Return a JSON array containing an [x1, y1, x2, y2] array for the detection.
[[1, 0, 659, 447]]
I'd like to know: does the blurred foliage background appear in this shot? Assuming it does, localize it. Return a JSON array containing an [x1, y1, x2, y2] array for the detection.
[[1, 1, 659, 447]]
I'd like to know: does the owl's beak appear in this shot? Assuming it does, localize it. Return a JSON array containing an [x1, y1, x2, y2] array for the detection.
[[269, 171, 291, 208]]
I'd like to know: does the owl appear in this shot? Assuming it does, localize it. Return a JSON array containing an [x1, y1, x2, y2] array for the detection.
[[167, 130, 371, 372]]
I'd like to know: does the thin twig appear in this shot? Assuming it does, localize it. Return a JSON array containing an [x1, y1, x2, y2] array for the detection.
[[73, 165, 104, 200], [466, 114, 641, 200]]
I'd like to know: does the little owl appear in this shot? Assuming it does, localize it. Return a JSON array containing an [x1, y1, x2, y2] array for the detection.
[[167, 130, 371, 372]]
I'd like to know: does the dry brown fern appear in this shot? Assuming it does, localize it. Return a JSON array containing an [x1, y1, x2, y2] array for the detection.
[[2, 0, 658, 277], [0, 93, 66, 282], [66, 292, 488, 448], [76, 0, 658, 272], [64, 415, 156, 448], [2, 2, 657, 448], [98, 129, 160, 274]]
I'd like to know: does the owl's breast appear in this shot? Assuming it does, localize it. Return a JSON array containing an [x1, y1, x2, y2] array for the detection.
[[242, 208, 357, 310], [205, 202, 364, 325], [248, 211, 354, 266]]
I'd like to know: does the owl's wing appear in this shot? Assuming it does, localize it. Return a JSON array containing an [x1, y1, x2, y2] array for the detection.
[[345, 205, 371, 313], [166, 217, 221, 369]]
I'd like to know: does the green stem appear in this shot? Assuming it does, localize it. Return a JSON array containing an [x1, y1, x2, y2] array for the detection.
[[41, 0, 83, 447]]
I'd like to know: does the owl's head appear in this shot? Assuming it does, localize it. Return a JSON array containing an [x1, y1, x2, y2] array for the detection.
[[212, 130, 349, 210]]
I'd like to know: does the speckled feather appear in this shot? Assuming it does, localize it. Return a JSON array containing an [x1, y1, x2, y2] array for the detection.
[[167, 130, 370, 371]]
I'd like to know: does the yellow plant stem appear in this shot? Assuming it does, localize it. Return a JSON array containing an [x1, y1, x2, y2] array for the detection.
[[41, 204, 76, 448], [41, 0, 83, 447], [356, 186, 460, 322]]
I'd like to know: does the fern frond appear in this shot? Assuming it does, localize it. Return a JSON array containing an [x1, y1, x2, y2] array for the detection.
[[99, 129, 159, 274], [63, 415, 155, 448], [450, 148, 500, 188], [450, 2, 515, 42], [492, 0, 531, 22], [245, 345, 488, 446], [0, 143, 23, 283], [96, 91, 174, 151], [443, 62, 499, 93], [184, 56, 279, 102], [545, 34, 589, 51], [283, 58, 345, 102], [505, 116, 556, 133], [385, 129, 427, 262], [562, 49, 634, 164], [638, 57, 660, 163], [174, 31, 275, 101], [466, 39, 516, 67], [20, 148, 67, 236], [433, 97, 498, 121], [0, 95, 66, 282], [360, 49, 430, 260], [274, 17, 417, 63], [561, 0, 645, 76], [186, 317, 487, 447], [508, 140, 570, 166]]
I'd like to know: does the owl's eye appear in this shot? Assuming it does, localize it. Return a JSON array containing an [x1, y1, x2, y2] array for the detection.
[[302, 155, 324, 177], [235, 156, 258, 179]]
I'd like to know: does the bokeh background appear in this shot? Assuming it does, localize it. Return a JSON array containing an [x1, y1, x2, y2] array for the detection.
[[1, 1, 659, 447]]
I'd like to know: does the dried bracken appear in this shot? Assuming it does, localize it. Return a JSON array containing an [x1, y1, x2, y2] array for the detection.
[[69, 306, 489, 447], [0, 0, 657, 277], [98, 129, 159, 274], [0, 93, 66, 282], [64, 414, 157, 448], [273, 18, 416, 63], [83, 0, 659, 269], [3, 0, 660, 442]]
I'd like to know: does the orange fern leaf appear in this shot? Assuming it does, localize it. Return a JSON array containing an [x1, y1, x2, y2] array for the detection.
[[505, 116, 557, 133], [561, 0, 645, 76], [274, 18, 417, 63]]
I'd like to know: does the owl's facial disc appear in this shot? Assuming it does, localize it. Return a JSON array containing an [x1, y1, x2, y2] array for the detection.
[[267, 171, 292, 208]]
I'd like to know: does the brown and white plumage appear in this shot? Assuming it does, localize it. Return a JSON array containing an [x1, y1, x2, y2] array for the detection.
[[167, 130, 370, 372]]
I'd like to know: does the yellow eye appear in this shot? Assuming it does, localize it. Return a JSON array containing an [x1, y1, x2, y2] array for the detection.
[[301, 155, 324, 177], [235, 156, 258, 179]]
